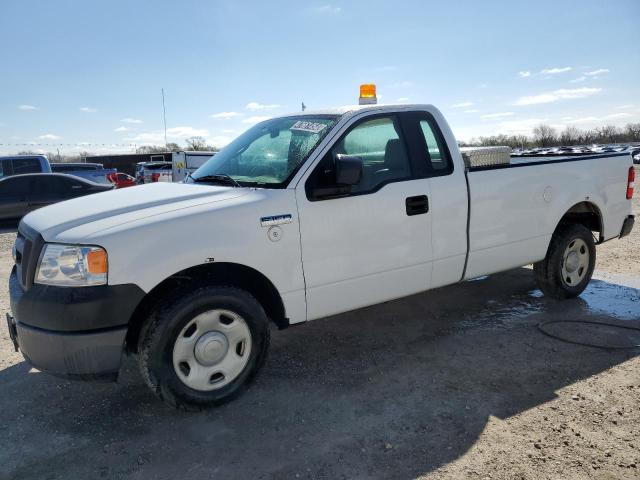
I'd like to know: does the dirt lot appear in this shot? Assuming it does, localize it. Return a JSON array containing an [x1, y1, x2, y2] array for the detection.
[[0, 188, 638, 480]]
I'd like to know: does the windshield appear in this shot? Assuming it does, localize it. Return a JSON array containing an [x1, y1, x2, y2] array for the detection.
[[190, 115, 338, 187]]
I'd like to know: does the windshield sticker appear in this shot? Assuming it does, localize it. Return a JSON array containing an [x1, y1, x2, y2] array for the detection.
[[290, 121, 327, 134]]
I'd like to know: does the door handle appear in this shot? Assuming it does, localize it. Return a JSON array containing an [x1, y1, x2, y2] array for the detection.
[[405, 195, 429, 216]]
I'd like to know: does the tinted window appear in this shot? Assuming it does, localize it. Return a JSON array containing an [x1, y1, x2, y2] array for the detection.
[[418, 119, 453, 174], [31, 176, 67, 196], [307, 116, 411, 197], [0, 177, 32, 195], [12, 158, 41, 175]]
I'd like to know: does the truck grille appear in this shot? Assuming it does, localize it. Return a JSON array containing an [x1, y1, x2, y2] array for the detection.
[[14, 223, 44, 291]]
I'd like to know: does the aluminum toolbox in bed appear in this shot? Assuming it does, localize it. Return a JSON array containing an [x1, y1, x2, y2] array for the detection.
[[459, 146, 511, 168]]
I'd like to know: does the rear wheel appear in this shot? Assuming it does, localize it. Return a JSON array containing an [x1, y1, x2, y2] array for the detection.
[[533, 224, 596, 299], [138, 285, 270, 410]]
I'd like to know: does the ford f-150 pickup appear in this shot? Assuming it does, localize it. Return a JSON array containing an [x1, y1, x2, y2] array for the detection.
[[6, 102, 635, 409]]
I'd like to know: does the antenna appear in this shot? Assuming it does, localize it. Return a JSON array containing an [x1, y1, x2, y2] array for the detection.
[[161, 88, 168, 149]]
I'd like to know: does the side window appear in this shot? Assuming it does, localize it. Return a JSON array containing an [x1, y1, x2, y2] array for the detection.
[[0, 160, 3, 178], [418, 119, 452, 174], [12, 158, 41, 175], [1, 177, 31, 195], [307, 116, 411, 198], [31, 177, 63, 197], [340, 117, 410, 193]]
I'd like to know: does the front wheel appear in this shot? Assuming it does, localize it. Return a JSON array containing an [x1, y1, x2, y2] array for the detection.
[[138, 285, 270, 410], [533, 223, 596, 299]]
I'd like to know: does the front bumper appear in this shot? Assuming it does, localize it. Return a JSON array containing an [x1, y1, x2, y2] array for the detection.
[[620, 215, 635, 239], [8, 267, 144, 380]]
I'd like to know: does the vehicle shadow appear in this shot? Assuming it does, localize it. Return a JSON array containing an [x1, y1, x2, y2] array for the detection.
[[1, 268, 638, 479]]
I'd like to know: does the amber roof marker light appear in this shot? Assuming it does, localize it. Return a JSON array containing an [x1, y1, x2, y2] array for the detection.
[[359, 84, 377, 105]]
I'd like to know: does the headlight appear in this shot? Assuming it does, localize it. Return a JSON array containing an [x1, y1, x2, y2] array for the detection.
[[35, 244, 108, 286]]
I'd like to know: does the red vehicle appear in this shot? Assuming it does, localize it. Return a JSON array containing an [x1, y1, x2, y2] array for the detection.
[[107, 172, 137, 189]]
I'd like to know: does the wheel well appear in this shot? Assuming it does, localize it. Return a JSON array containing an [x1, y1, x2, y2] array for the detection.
[[556, 201, 603, 242], [124, 262, 288, 353]]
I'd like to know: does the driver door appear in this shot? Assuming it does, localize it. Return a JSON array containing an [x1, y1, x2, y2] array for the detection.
[[295, 113, 433, 321]]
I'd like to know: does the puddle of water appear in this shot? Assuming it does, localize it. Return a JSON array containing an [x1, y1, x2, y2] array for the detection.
[[580, 279, 640, 320], [527, 271, 640, 321], [457, 295, 545, 332]]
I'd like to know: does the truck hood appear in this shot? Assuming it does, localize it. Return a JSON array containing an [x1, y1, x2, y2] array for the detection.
[[23, 182, 250, 240]]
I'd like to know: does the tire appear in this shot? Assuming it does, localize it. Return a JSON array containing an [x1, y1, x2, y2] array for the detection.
[[533, 223, 596, 299], [138, 285, 270, 410]]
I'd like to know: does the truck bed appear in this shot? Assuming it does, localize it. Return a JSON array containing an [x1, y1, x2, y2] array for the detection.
[[463, 151, 632, 279]]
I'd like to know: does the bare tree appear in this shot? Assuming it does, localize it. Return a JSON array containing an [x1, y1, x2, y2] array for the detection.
[[532, 124, 558, 147], [559, 126, 581, 146], [185, 136, 217, 151], [595, 125, 620, 144]]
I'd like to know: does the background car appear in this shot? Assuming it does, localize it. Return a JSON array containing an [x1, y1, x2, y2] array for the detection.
[[106, 172, 137, 188], [0, 155, 51, 178], [0, 173, 113, 222], [50, 162, 117, 184], [140, 161, 172, 183]]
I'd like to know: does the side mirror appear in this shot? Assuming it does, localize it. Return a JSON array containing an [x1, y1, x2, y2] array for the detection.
[[335, 154, 363, 185], [309, 154, 363, 200]]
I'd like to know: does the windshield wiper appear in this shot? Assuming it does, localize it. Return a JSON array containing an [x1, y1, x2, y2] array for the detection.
[[191, 174, 241, 187]]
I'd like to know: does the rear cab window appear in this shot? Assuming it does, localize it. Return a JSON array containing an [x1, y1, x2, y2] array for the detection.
[[12, 158, 42, 175], [419, 119, 452, 174]]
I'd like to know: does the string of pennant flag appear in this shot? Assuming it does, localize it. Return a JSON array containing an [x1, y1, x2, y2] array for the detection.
[[0, 143, 138, 147]]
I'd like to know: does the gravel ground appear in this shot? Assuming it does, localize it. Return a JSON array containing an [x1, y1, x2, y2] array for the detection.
[[0, 186, 638, 480]]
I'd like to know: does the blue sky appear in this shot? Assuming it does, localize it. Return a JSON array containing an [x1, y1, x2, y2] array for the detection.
[[1, 0, 639, 154]]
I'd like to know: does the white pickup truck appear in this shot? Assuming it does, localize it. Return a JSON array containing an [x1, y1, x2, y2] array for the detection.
[[7, 104, 635, 409]]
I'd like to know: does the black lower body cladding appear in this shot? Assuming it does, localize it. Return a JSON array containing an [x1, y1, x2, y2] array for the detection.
[[8, 267, 145, 379]]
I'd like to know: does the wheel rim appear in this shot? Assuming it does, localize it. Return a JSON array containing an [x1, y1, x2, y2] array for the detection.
[[561, 237, 590, 287], [172, 309, 252, 391]]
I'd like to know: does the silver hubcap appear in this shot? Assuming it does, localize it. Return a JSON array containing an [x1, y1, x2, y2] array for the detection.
[[172, 309, 252, 391], [561, 238, 590, 287]]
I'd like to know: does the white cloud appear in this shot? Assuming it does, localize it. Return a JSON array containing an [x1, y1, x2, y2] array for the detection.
[[585, 68, 609, 76], [603, 112, 633, 120], [312, 4, 341, 14], [540, 67, 572, 74], [209, 135, 232, 147], [246, 102, 280, 111], [514, 87, 601, 106], [569, 76, 586, 83], [242, 116, 271, 124], [498, 118, 548, 134], [616, 104, 634, 109], [114, 126, 128, 132], [389, 80, 414, 89], [18, 104, 37, 110], [452, 101, 474, 108], [481, 112, 514, 119], [37, 134, 60, 140], [79, 107, 97, 112], [210, 111, 242, 119], [518, 71, 531, 78], [220, 128, 237, 134], [121, 117, 143, 124], [128, 126, 210, 143], [562, 112, 636, 125], [463, 109, 479, 113], [396, 97, 410, 103]]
